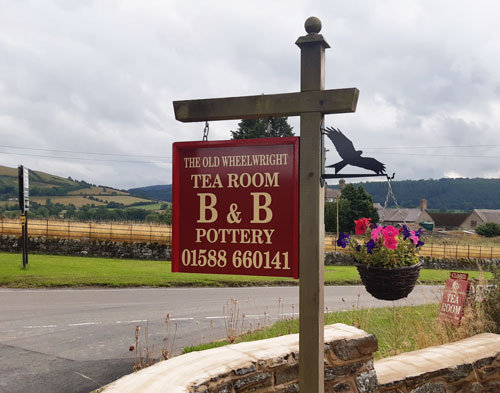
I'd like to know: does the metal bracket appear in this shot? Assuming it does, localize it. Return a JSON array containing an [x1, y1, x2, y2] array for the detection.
[[321, 172, 395, 180]]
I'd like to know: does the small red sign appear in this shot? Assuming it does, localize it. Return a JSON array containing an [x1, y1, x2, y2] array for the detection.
[[438, 272, 469, 325], [172, 137, 299, 278]]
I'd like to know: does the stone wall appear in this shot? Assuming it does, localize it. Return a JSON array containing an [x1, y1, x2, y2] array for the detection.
[[96, 325, 500, 393], [96, 327, 500, 393], [325, 251, 498, 271], [375, 333, 500, 393], [1, 234, 497, 271], [97, 324, 379, 393], [0, 235, 171, 260]]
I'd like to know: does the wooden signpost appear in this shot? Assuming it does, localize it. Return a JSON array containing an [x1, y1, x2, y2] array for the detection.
[[18, 165, 29, 268], [173, 17, 358, 392]]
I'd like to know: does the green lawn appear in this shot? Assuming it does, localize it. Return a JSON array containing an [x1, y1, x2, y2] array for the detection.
[[0, 252, 490, 288]]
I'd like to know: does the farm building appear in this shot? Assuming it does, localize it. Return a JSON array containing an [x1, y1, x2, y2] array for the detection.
[[427, 212, 470, 230], [324, 179, 344, 202], [459, 209, 500, 230], [376, 198, 433, 229]]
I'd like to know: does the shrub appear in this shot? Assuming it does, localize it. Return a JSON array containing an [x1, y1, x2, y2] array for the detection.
[[476, 222, 500, 237], [483, 264, 500, 333]]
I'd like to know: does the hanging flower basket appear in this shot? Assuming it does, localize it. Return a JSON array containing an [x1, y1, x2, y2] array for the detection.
[[356, 261, 422, 301], [337, 218, 425, 301]]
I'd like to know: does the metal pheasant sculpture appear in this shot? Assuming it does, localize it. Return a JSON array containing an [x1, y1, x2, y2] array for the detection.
[[325, 126, 386, 175]]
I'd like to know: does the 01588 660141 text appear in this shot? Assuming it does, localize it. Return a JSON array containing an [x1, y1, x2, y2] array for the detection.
[[181, 249, 290, 271]]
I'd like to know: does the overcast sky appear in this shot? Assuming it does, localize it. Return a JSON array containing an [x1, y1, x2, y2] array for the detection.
[[1, 0, 499, 189]]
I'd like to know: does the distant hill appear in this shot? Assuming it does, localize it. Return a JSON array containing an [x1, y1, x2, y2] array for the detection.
[[344, 178, 500, 211], [0, 164, 86, 199], [128, 185, 172, 202], [129, 178, 500, 210], [0, 164, 154, 208]]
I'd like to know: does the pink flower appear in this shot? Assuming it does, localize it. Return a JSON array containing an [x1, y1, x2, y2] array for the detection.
[[371, 226, 384, 241], [382, 226, 399, 238], [354, 218, 371, 236], [409, 230, 419, 245], [382, 226, 399, 250], [384, 236, 398, 250]]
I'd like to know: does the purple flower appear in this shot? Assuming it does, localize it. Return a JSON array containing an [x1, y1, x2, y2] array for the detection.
[[366, 239, 376, 254], [417, 239, 425, 247], [337, 232, 350, 248], [402, 225, 411, 240]]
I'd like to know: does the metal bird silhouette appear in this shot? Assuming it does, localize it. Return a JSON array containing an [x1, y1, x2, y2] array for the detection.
[[325, 127, 386, 175]]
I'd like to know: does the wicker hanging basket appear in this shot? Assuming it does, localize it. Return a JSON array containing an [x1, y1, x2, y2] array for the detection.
[[356, 261, 423, 301]]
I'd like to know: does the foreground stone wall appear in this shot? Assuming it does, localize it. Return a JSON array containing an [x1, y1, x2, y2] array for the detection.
[[375, 333, 500, 393], [0, 235, 171, 260], [97, 326, 500, 393], [97, 324, 379, 393]]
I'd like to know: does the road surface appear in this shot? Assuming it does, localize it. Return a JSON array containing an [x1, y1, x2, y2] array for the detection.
[[0, 285, 443, 393]]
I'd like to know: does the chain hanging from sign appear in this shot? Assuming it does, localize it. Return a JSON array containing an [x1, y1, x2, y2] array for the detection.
[[202, 121, 209, 141]]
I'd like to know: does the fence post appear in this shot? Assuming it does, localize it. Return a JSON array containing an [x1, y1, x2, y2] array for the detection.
[[150, 225, 152, 242], [468, 244, 470, 258], [479, 246, 482, 258], [456, 244, 458, 259], [68, 220, 70, 239], [130, 224, 133, 243], [110, 222, 112, 241], [491, 247, 493, 259], [89, 221, 92, 240]]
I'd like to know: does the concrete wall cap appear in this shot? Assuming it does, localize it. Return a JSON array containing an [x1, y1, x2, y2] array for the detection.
[[375, 333, 500, 385], [99, 323, 370, 393]]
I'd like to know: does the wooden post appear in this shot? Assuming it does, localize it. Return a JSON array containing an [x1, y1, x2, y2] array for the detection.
[[296, 17, 328, 393], [172, 17, 358, 392]]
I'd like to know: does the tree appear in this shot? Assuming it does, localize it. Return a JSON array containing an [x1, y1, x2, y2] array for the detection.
[[231, 117, 294, 139], [337, 184, 379, 233], [324, 199, 350, 233], [476, 222, 500, 237]]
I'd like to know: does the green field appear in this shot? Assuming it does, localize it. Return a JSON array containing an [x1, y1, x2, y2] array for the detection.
[[0, 252, 490, 288], [68, 186, 128, 195], [31, 195, 107, 207]]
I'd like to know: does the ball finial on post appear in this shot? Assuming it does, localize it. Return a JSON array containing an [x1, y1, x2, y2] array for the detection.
[[304, 16, 322, 34]]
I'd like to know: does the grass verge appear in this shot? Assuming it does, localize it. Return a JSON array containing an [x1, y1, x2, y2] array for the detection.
[[0, 252, 490, 288], [183, 300, 495, 360]]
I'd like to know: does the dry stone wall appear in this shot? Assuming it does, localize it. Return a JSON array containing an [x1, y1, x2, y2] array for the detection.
[[375, 333, 500, 393], [97, 324, 379, 393], [0, 235, 171, 260], [97, 326, 500, 393], [324, 252, 498, 271]]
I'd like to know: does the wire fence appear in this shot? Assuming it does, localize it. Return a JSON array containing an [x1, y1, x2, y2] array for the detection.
[[0, 217, 172, 245], [325, 233, 500, 259]]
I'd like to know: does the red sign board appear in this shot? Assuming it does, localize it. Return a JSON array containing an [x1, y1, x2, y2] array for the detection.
[[172, 137, 299, 278], [438, 272, 469, 325]]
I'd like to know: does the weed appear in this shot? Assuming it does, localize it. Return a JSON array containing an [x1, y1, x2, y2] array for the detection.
[[224, 298, 244, 343], [129, 313, 177, 372]]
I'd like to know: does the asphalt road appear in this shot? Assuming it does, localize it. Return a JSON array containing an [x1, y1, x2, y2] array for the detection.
[[0, 285, 443, 393]]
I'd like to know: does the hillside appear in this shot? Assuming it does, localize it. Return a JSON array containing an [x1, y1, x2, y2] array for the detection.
[[348, 178, 500, 211], [128, 185, 172, 202], [0, 164, 156, 209]]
